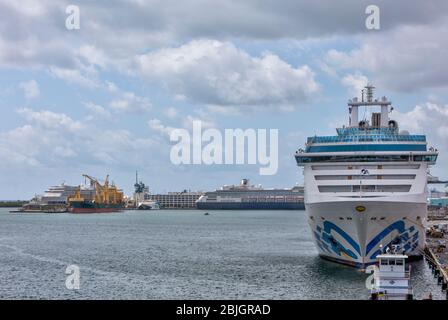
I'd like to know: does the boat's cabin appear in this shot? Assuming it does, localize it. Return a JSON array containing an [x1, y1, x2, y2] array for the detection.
[[370, 251, 413, 300], [377, 253, 408, 273]]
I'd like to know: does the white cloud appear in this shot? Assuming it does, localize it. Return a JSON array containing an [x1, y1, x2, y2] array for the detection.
[[105, 81, 119, 93], [1, 0, 447, 86], [49, 66, 99, 88], [19, 79, 40, 99], [325, 21, 448, 91], [134, 39, 318, 109], [392, 102, 448, 177], [393, 103, 448, 136], [108, 91, 152, 113], [148, 114, 216, 141], [201, 105, 242, 117], [1, 0, 448, 197], [341, 73, 369, 97], [77, 45, 108, 69], [82, 81, 153, 115], [0, 107, 157, 170], [16, 108, 83, 132], [164, 107, 179, 119], [182, 115, 216, 130], [2, 0, 49, 17], [148, 118, 175, 137], [84, 102, 112, 119]]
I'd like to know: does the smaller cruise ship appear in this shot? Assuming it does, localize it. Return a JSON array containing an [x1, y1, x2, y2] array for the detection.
[[20, 183, 78, 212], [196, 179, 305, 210]]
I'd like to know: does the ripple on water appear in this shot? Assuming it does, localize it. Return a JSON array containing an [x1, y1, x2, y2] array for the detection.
[[0, 209, 444, 299]]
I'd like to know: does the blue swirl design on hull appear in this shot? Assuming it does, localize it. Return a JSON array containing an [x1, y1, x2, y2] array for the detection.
[[313, 220, 420, 262], [366, 221, 419, 259], [314, 221, 360, 260]]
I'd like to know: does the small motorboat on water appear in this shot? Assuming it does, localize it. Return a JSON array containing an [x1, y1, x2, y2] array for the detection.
[[137, 200, 160, 210]]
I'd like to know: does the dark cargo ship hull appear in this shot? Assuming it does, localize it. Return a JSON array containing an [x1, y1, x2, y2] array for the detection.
[[69, 202, 122, 213]]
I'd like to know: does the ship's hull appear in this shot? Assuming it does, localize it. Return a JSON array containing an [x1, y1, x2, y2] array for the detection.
[[197, 201, 305, 210], [137, 205, 155, 210], [69, 202, 122, 214], [137, 203, 160, 210], [307, 200, 426, 268]]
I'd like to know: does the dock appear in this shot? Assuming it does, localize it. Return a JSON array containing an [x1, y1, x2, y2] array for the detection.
[[424, 208, 448, 299]]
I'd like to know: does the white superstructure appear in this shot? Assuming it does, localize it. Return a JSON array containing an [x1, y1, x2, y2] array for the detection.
[[41, 183, 79, 205], [295, 85, 438, 268]]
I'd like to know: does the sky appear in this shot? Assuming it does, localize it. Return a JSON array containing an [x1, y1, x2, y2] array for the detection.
[[0, 0, 448, 199]]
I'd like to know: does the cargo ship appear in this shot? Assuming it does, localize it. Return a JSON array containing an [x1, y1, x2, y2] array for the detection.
[[196, 179, 305, 210], [69, 174, 124, 213]]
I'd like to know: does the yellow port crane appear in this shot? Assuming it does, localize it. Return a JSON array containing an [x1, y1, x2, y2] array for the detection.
[[69, 174, 124, 205], [83, 174, 108, 204]]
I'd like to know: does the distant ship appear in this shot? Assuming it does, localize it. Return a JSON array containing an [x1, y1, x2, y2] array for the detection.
[[18, 183, 78, 212], [196, 179, 305, 210], [137, 200, 160, 210], [69, 174, 124, 213], [295, 85, 438, 268]]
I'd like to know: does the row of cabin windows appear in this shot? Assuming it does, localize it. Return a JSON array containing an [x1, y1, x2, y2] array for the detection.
[[310, 216, 420, 221], [314, 174, 416, 180], [311, 164, 421, 170], [317, 185, 412, 193], [297, 154, 437, 164], [381, 259, 404, 266]]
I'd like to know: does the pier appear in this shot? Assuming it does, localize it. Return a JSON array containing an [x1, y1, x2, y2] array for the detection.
[[425, 208, 448, 299]]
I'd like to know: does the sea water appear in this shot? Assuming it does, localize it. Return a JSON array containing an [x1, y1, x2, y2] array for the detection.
[[0, 208, 443, 299]]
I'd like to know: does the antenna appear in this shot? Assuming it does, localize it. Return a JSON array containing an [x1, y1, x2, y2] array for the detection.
[[365, 84, 375, 102]]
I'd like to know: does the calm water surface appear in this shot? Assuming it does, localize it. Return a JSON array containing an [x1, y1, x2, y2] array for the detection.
[[0, 208, 443, 299]]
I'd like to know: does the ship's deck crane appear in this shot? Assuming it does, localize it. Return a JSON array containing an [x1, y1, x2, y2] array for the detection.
[[82, 174, 113, 204], [68, 174, 124, 206]]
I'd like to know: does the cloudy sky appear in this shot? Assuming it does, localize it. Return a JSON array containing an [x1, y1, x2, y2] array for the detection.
[[1, 0, 448, 199]]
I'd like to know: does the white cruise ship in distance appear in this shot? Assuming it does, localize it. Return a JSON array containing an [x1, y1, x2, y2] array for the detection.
[[295, 85, 438, 268], [196, 179, 305, 210]]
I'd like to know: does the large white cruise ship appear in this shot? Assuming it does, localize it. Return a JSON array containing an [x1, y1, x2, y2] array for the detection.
[[295, 85, 438, 268]]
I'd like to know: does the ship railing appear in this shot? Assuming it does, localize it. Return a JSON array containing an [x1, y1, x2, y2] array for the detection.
[[306, 134, 426, 144]]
